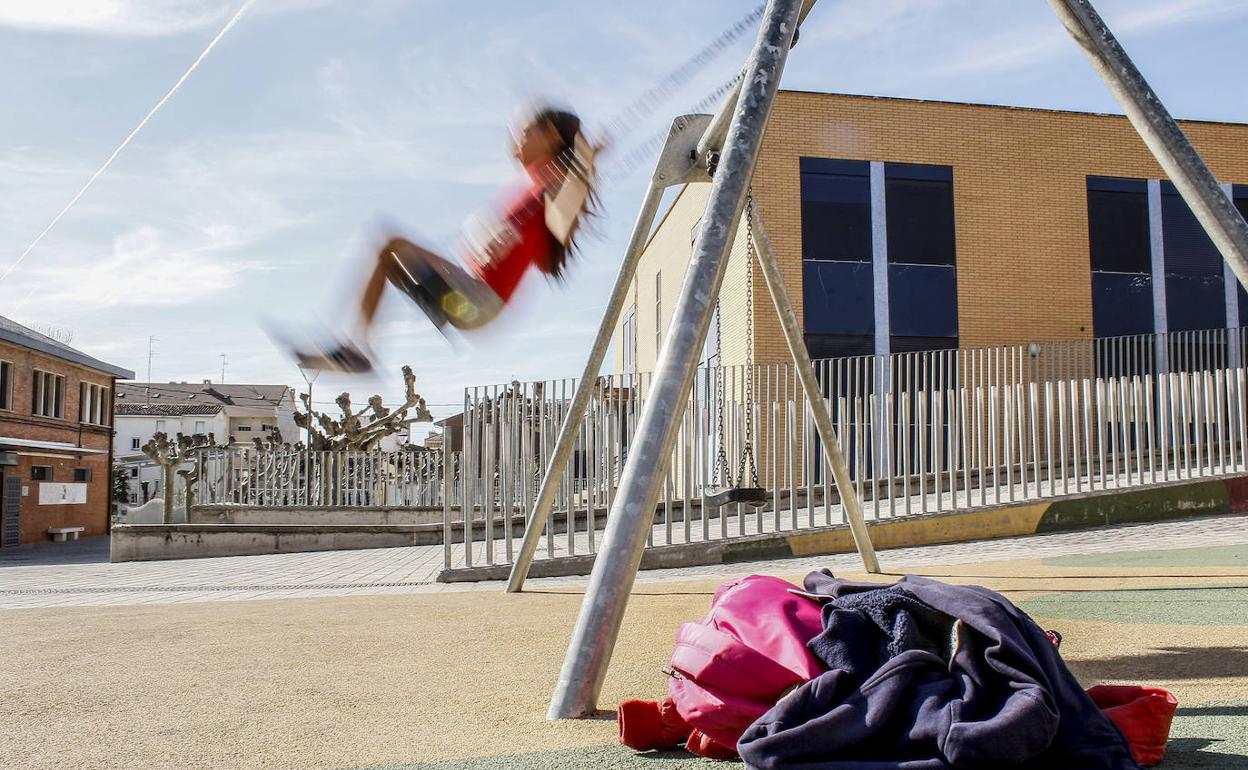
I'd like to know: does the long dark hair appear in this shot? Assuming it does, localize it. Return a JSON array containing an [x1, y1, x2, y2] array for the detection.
[[530, 106, 598, 280]]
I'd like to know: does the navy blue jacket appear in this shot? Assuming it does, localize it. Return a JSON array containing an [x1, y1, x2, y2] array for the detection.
[[737, 573, 1141, 770]]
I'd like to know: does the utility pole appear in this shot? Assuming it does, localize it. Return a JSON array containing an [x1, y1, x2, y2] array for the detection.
[[297, 365, 320, 447], [146, 336, 158, 405], [219, 354, 227, 384]]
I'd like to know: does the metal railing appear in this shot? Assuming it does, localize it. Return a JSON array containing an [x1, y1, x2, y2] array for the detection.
[[448, 327, 1248, 570], [195, 446, 451, 508]]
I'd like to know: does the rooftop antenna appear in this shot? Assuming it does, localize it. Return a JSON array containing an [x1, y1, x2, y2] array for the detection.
[[219, 353, 227, 383], [146, 336, 158, 405]]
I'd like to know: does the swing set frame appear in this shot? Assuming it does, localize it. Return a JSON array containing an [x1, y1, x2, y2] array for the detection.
[[506, 0, 1248, 720]]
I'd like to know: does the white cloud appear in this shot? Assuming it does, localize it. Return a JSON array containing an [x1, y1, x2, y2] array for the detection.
[[914, 0, 1248, 81], [16, 223, 266, 310], [0, 0, 332, 36], [0, 0, 227, 36]]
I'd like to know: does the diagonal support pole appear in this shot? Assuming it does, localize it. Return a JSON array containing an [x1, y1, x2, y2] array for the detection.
[[1049, 0, 1248, 290], [546, 0, 803, 719], [749, 206, 880, 573], [505, 114, 712, 594]]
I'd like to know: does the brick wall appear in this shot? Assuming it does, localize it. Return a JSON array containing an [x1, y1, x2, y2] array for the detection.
[[0, 340, 116, 544], [748, 91, 1248, 363], [612, 91, 1248, 371]]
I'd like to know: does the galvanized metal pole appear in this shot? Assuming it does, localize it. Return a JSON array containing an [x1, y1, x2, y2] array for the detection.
[[1049, 0, 1248, 289], [750, 207, 881, 573], [505, 114, 713, 593], [693, 0, 818, 164], [547, 0, 802, 720]]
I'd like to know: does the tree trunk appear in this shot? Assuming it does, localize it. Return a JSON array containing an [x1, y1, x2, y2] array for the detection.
[[163, 465, 176, 524]]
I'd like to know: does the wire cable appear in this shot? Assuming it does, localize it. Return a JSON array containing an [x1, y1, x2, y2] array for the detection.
[[0, 0, 258, 295]]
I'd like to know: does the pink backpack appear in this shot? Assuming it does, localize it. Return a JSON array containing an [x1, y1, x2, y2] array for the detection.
[[667, 575, 825, 752]]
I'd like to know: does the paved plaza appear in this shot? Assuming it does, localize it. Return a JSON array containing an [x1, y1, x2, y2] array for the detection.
[[2, 515, 1246, 769], [3, 514, 1248, 608]]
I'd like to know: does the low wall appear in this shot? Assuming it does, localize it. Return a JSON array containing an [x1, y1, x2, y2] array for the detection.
[[110, 523, 444, 563], [441, 473, 1248, 582], [190, 505, 444, 526]]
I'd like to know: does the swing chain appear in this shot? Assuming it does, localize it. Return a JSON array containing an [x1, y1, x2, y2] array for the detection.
[[712, 296, 732, 489], [738, 189, 760, 488]]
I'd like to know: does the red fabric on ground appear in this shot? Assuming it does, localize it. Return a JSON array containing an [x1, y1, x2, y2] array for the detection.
[[1087, 685, 1178, 766]]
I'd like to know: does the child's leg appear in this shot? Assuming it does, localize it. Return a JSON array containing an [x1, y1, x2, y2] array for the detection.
[[377, 238, 503, 331]]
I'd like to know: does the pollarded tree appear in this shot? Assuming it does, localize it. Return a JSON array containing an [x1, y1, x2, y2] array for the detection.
[[141, 432, 218, 524], [292, 365, 432, 451]]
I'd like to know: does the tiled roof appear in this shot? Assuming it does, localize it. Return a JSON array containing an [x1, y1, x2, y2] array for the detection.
[[0, 315, 135, 379], [115, 403, 224, 417], [116, 382, 291, 409]]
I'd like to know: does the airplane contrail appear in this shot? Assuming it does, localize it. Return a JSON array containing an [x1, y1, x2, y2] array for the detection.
[[0, 0, 259, 295]]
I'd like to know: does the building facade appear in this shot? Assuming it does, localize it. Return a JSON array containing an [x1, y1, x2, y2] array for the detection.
[[0, 316, 134, 545], [114, 381, 297, 504], [613, 91, 1248, 373]]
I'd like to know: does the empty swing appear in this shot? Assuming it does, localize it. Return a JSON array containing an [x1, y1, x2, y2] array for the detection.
[[703, 192, 768, 511]]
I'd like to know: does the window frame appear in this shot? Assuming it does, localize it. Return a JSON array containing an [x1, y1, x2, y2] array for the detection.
[[32, 369, 65, 419], [654, 272, 663, 352], [73, 467, 92, 482], [0, 360, 11, 411], [79, 381, 110, 426], [31, 465, 51, 481]]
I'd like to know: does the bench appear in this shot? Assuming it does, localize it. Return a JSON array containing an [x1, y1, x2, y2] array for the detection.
[[47, 527, 85, 542]]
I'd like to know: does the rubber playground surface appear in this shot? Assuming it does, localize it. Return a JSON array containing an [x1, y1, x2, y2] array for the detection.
[[2, 535, 1246, 768]]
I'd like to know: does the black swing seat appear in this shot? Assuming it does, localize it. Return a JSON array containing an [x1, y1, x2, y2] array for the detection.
[[703, 486, 769, 510]]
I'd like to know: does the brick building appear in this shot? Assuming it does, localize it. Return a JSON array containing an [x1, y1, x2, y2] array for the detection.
[[0, 316, 134, 546], [613, 91, 1248, 373]]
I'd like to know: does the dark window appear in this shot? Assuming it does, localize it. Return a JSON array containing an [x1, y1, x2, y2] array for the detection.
[[0, 360, 10, 411], [886, 163, 958, 352], [805, 334, 874, 361], [803, 261, 874, 336], [1092, 273, 1154, 338], [129, 467, 139, 478], [32, 466, 50, 481], [890, 336, 959, 354], [889, 264, 958, 338], [885, 163, 955, 266], [800, 158, 870, 262], [1088, 177, 1150, 273], [1087, 176, 1153, 337], [73, 468, 92, 482], [1162, 181, 1225, 332]]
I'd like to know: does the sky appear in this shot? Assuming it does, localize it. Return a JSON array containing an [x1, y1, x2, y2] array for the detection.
[[2, 0, 1247, 436]]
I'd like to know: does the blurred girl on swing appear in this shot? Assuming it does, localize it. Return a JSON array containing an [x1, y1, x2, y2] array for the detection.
[[294, 103, 600, 373]]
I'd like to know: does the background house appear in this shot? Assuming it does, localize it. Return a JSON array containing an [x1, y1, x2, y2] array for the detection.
[[0, 315, 134, 546], [114, 381, 297, 504]]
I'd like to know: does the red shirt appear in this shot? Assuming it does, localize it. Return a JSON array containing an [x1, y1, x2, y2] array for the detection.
[[466, 166, 555, 301]]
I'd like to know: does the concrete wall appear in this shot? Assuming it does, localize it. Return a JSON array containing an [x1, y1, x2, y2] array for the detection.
[[189, 505, 444, 526], [442, 472, 1248, 582], [110, 523, 445, 562]]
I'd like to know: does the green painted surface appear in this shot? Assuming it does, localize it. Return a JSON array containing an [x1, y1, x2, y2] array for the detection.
[[1037, 481, 1229, 533], [1043, 544, 1248, 569], [1163, 703, 1248, 769], [1020, 585, 1248, 625], [347, 703, 1248, 769], [348, 745, 718, 769]]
